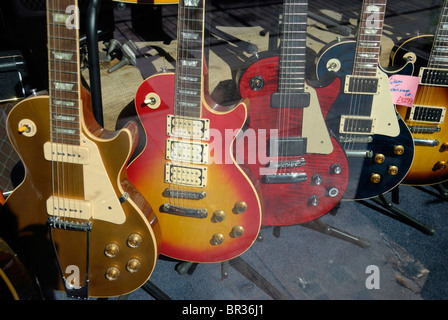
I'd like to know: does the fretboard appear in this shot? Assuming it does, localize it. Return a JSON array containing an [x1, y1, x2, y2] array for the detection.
[[278, 0, 308, 93], [47, 0, 81, 145], [353, 0, 386, 76], [428, 0, 448, 69], [174, 0, 205, 119]]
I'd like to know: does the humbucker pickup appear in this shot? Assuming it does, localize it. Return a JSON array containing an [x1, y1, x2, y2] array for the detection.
[[267, 137, 307, 157], [166, 115, 210, 140], [409, 106, 446, 124], [166, 139, 209, 164], [419, 68, 448, 87], [344, 75, 380, 94], [165, 163, 207, 187], [340, 116, 375, 135]]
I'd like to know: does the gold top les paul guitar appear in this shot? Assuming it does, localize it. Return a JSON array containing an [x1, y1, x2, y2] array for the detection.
[[0, 0, 160, 298]]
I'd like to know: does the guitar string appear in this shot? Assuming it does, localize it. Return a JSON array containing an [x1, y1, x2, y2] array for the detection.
[[49, 0, 57, 228], [418, 3, 447, 144]]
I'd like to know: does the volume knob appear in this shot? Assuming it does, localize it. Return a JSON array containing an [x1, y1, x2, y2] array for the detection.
[[308, 195, 319, 206], [232, 226, 245, 238], [234, 201, 248, 214], [211, 233, 225, 245], [126, 259, 141, 273], [370, 173, 381, 183], [127, 234, 142, 248], [104, 243, 119, 258], [105, 267, 120, 281], [330, 163, 342, 175]]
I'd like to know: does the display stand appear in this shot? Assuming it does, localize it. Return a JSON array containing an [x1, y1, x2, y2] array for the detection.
[[362, 187, 436, 236]]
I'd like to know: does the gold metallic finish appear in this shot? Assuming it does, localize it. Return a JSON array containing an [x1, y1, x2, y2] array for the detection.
[[105, 267, 120, 281], [104, 243, 119, 258], [127, 234, 142, 248], [232, 226, 245, 238], [234, 201, 248, 214], [388, 166, 398, 175], [370, 173, 381, 183], [212, 210, 226, 222], [126, 259, 141, 273], [211, 233, 225, 245], [374, 153, 385, 163], [393, 145, 404, 155], [436, 161, 447, 170]]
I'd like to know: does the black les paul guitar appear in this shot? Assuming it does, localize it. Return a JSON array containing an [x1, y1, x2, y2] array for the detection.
[[315, 0, 415, 200]]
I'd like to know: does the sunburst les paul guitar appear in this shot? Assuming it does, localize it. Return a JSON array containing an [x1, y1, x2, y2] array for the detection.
[[315, 0, 415, 200], [393, 0, 448, 186], [127, 0, 262, 263], [0, 0, 160, 298], [236, 0, 349, 226]]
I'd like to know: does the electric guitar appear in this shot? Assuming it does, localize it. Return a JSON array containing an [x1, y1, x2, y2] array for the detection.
[[0, 0, 160, 298], [127, 0, 262, 263], [235, 0, 348, 226], [315, 0, 415, 200], [392, 0, 448, 185]]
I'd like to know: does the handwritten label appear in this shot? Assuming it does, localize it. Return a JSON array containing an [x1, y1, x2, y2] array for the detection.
[[389, 74, 419, 107]]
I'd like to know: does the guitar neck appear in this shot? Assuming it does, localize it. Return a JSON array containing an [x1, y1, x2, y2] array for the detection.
[[278, 0, 308, 93], [353, 0, 387, 76], [428, 0, 448, 69], [174, 0, 205, 119], [46, 0, 82, 145]]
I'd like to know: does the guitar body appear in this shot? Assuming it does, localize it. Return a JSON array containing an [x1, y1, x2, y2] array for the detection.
[[237, 54, 349, 226], [1, 90, 160, 298], [392, 35, 448, 185], [316, 40, 415, 200], [0, 236, 42, 300], [128, 71, 262, 263]]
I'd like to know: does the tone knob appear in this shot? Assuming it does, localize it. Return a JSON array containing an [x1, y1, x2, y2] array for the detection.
[[127, 234, 142, 248], [374, 154, 385, 163], [234, 201, 248, 214], [436, 161, 447, 170], [393, 145, 404, 155], [211, 233, 225, 245], [232, 226, 245, 238], [308, 195, 319, 206], [441, 142, 448, 152], [388, 165, 398, 175], [126, 259, 141, 273], [104, 243, 119, 258], [330, 163, 342, 175], [326, 187, 339, 197], [213, 210, 226, 222], [370, 173, 381, 183], [311, 174, 323, 185], [105, 267, 120, 281]]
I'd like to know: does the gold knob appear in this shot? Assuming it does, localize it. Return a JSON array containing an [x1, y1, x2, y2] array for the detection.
[[441, 142, 448, 152], [104, 243, 119, 258], [127, 234, 142, 248], [213, 210, 226, 222], [232, 226, 245, 238], [105, 267, 120, 281], [211, 233, 225, 245], [394, 145, 404, 155], [370, 173, 381, 183], [388, 166, 398, 175], [436, 161, 447, 170], [126, 259, 141, 273], [374, 154, 385, 163], [234, 201, 248, 214]]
